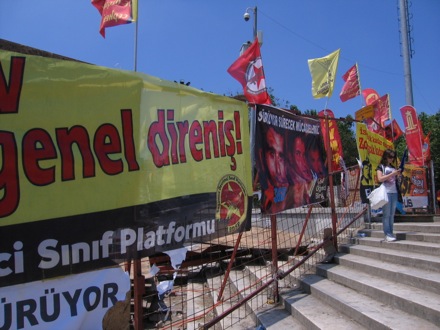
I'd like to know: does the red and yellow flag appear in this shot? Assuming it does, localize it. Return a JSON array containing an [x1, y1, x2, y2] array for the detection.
[[318, 109, 343, 171], [92, 0, 137, 38], [362, 88, 380, 105]]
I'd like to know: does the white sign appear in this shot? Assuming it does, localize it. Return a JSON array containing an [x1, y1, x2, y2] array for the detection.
[[0, 267, 130, 329]]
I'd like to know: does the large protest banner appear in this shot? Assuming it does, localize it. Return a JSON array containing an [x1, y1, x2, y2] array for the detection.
[[356, 123, 394, 203], [0, 49, 253, 291], [255, 105, 327, 214]]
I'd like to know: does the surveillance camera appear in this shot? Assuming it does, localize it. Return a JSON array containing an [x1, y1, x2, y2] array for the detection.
[[243, 12, 250, 21]]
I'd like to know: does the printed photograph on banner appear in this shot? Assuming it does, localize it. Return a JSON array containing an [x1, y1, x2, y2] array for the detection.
[[255, 105, 327, 214], [400, 164, 428, 209]]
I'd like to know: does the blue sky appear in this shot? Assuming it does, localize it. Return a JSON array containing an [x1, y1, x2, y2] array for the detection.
[[1, 1, 439, 128]]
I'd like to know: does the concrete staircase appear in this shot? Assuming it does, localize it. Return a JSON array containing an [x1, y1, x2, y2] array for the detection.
[[228, 218, 440, 329]]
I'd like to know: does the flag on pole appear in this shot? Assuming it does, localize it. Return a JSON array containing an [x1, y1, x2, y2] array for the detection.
[[227, 38, 271, 105], [308, 49, 340, 99], [92, 0, 137, 38], [365, 94, 390, 133], [362, 88, 380, 105], [372, 94, 390, 126], [422, 132, 431, 164], [400, 105, 424, 166], [385, 119, 404, 141], [339, 63, 361, 102]]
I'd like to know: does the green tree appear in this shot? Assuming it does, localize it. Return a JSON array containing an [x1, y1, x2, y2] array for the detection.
[[337, 116, 358, 167], [419, 111, 440, 190]]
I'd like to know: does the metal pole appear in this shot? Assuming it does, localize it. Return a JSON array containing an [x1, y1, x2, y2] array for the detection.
[[399, 0, 414, 106], [253, 7, 257, 40], [270, 214, 279, 304]]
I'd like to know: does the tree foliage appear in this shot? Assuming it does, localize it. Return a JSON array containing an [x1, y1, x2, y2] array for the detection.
[[419, 111, 440, 189], [337, 116, 358, 167]]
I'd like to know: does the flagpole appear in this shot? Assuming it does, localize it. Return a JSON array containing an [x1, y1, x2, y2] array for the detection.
[[133, 1, 139, 72], [356, 63, 365, 108]]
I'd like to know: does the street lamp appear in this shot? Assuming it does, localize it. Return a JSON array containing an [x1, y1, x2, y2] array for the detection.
[[241, 6, 262, 55], [243, 6, 258, 40]]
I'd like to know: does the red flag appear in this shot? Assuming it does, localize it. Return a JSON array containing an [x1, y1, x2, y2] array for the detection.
[[365, 94, 390, 133], [227, 38, 271, 105], [362, 88, 380, 105], [339, 64, 360, 102], [372, 94, 390, 126], [385, 119, 403, 141], [422, 132, 431, 164], [400, 105, 424, 165], [92, 0, 137, 38], [318, 109, 343, 171]]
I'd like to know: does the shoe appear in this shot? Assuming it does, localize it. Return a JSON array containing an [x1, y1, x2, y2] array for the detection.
[[385, 235, 396, 242]]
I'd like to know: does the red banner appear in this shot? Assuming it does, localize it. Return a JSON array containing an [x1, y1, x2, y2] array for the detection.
[[365, 94, 390, 133], [400, 105, 424, 165], [362, 88, 380, 105], [92, 0, 136, 38], [318, 109, 343, 171], [385, 119, 404, 141], [227, 38, 271, 105], [422, 132, 431, 163], [339, 64, 360, 102]]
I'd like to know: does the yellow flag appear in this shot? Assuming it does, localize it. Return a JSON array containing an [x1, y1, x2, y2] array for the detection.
[[308, 49, 340, 99]]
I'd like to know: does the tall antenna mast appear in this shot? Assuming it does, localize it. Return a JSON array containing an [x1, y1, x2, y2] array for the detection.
[[398, 0, 414, 106]]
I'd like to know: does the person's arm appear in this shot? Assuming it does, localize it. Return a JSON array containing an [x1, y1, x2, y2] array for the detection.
[[377, 166, 401, 183]]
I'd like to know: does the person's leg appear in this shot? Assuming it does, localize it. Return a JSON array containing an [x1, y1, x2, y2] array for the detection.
[[382, 196, 392, 237], [388, 193, 398, 236]]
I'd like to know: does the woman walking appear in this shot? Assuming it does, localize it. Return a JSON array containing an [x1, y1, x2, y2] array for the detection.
[[376, 149, 402, 242]]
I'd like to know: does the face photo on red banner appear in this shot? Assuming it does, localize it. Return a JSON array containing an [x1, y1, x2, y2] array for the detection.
[[255, 105, 326, 214]]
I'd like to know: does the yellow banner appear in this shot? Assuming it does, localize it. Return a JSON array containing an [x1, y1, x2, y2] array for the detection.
[[0, 51, 252, 226], [356, 123, 394, 186], [308, 49, 340, 99]]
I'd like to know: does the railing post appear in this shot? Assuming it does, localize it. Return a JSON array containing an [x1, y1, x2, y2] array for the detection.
[[270, 214, 279, 303], [324, 115, 338, 251]]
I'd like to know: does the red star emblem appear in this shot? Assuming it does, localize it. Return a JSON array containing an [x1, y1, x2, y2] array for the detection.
[[247, 63, 264, 88]]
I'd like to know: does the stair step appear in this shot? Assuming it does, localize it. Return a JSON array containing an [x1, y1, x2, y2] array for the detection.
[[361, 228, 440, 243], [281, 289, 366, 329], [241, 263, 362, 329], [367, 221, 440, 234], [355, 236, 440, 257], [257, 305, 306, 330], [300, 274, 439, 329], [316, 263, 440, 326], [228, 268, 305, 329], [339, 242, 440, 272], [334, 253, 440, 295]]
